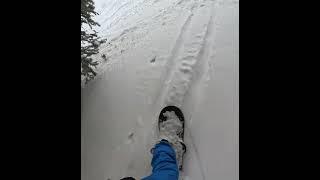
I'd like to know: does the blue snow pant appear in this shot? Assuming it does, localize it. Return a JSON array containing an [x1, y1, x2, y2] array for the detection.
[[141, 140, 179, 180]]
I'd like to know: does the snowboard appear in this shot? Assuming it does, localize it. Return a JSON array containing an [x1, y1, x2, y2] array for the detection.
[[159, 106, 186, 170]]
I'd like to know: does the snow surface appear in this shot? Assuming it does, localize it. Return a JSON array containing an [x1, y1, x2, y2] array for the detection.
[[82, 0, 239, 179]]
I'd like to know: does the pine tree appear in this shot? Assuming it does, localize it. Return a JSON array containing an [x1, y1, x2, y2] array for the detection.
[[81, 0, 101, 83]]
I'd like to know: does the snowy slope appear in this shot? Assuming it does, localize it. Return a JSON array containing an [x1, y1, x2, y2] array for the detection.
[[82, 0, 239, 179]]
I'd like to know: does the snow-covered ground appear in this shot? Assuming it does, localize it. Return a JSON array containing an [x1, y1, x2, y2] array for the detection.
[[81, 0, 239, 179]]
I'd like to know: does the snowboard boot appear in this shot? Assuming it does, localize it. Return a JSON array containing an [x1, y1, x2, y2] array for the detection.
[[157, 106, 187, 170]]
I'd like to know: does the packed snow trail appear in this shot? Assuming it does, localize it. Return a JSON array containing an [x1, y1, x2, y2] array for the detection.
[[82, 0, 238, 180], [157, 2, 214, 108]]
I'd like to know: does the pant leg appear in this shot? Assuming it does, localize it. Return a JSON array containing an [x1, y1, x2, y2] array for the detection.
[[141, 140, 179, 180]]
